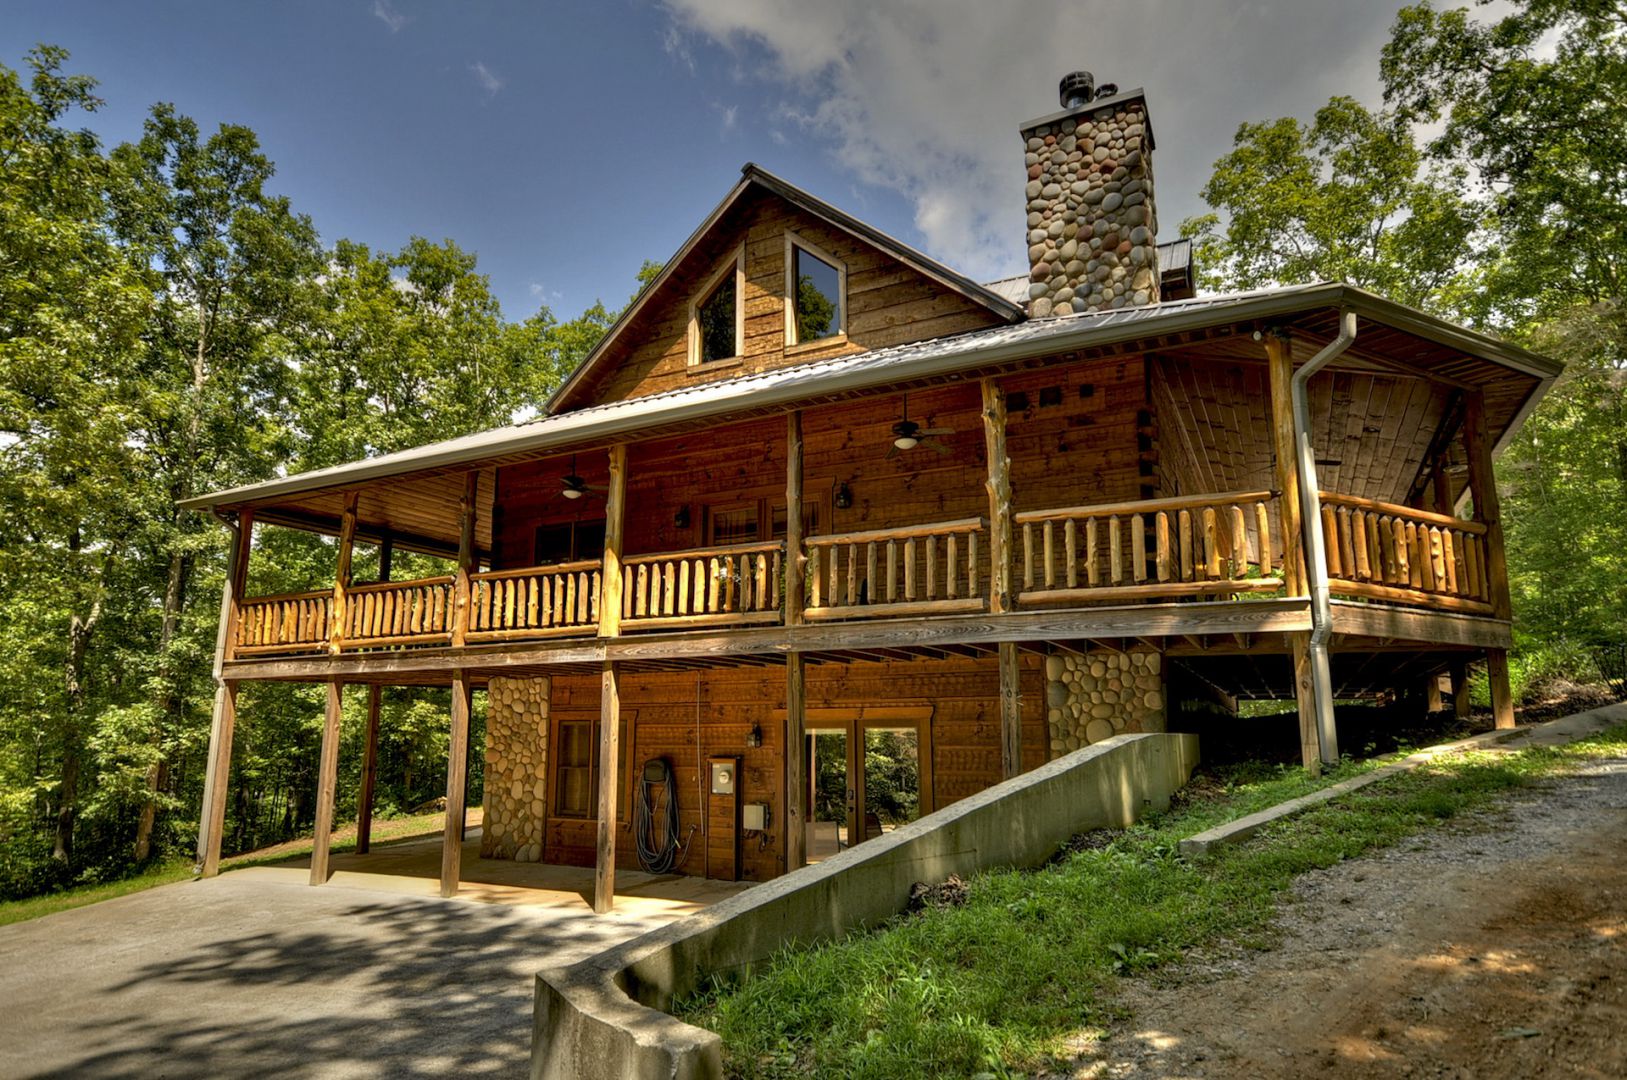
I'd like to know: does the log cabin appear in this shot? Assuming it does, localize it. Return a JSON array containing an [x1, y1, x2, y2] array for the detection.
[[183, 73, 1559, 910]]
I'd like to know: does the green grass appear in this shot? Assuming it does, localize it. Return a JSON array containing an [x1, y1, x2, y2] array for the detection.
[[0, 809, 456, 929], [0, 859, 196, 928], [680, 722, 1627, 1080]]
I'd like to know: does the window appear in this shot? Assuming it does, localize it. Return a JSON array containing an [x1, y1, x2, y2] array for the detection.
[[550, 712, 632, 821], [689, 247, 744, 366], [554, 719, 593, 818], [707, 495, 828, 546], [784, 233, 846, 348], [534, 519, 606, 565]]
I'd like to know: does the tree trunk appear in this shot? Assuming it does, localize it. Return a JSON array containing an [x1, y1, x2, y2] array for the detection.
[[135, 546, 192, 862], [54, 589, 102, 867]]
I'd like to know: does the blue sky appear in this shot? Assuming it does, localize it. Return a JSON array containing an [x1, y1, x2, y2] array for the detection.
[[4, 0, 1410, 322]]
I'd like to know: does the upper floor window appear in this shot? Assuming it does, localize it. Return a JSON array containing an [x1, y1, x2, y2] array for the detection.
[[689, 246, 745, 366], [784, 232, 846, 348]]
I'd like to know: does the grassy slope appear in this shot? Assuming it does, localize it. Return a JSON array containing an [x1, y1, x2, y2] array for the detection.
[[681, 724, 1627, 1080], [0, 809, 456, 928]]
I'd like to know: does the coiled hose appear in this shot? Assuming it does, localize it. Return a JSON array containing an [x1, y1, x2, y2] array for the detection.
[[634, 758, 681, 874]]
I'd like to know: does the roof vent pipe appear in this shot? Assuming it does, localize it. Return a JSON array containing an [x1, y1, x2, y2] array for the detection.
[[1058, 71, 1095, 108], [1291, 309, 1358, 766]]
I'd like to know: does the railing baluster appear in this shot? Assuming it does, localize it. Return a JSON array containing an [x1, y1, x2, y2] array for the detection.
[[904, 538, 916, 600], [1042, 520, 1055, 589], [1086, 518, 1100, 586], [866, 542, 878, 606], [886, 539, 898, 601], [1156, 511, 1171, 582], [1202, 508, 1220, 579], [947, 533, 959, 598], [1130, 514, 1146, 583], [926, 535, 937, 599], [1109, 514, 1124, 584], [1179, 509, 1193, 581], [967, 532, 978, 596], [1022, 521, 1034, 590], [1229, 505, 1247, 578]]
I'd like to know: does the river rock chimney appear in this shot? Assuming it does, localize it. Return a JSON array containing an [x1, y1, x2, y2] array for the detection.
[[1021, 73, 1157, 316]]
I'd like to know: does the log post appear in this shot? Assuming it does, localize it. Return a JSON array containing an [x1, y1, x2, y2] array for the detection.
[[440, 669, 472, 898], [197, 509, 253, 876], [981, 378, 1013, 614], [310, 680, 344, 886], [1451, 659, 1472, 720], [784, 651, 807, 870], [357, 539, 390, 855], [998, 642, 1023, 780], [1266, 331, 1322, 772], [451, 474, 479, 648], [1464, 390, 1516, 729], [599, 445, 627, 638], [329, 493, 360, 655], [593, 660, 621, 914], [785, 411, 805, 625]]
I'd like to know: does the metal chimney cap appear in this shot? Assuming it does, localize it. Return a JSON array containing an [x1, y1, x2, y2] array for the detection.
[[1059, 71, 1095, 109]]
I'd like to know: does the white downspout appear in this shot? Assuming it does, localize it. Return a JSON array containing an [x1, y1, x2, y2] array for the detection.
[[1291, 309, 1357, 766]]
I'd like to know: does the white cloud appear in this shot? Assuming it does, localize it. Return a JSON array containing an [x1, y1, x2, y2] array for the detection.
[[371, 0, 408, 33], [662, 0, 1400, 281], [714, 101, 739, 136], [470, 60, 505, 97]]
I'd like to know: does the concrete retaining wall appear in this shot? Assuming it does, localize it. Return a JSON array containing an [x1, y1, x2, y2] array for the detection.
[[531, 731, 1200, 1080]]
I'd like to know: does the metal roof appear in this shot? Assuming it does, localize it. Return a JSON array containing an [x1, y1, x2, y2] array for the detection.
[[180, 281, 1561, 512]]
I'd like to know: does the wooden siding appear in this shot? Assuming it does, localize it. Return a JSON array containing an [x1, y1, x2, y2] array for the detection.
[[535, 655, 1045, 880], [493, 355, 1150, 575], [564, 187, 1006, 409]]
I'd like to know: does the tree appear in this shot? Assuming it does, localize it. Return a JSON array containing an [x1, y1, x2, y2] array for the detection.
[[1180, 96, 1480, 312], [1382, 0, 1627, 322], [0, 47, 148, 872]]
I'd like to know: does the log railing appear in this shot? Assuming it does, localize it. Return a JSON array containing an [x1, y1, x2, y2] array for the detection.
[[342, 576, 456, 648], [234, 589, 332, 655], [1015, 490, 1284, 603], [1318, 493, 1493, 614], [804, 518, 986, 620], [622, 541, 784, 629], [468, 560, 600, 641]]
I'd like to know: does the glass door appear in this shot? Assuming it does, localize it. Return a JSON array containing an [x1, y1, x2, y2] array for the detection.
[[855, 724, 922, 844], [806, 728, 853, 863]]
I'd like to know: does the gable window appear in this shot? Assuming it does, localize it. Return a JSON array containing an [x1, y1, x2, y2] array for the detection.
[[689, 247, 745, 366], [784, 232, 846, 348]]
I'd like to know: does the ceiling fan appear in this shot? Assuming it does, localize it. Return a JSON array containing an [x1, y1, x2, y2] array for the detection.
[[559, 454, 607, 501], [886, 394, 954, 459]]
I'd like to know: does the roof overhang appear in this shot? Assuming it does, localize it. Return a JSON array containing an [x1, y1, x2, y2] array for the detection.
[[180, 282, 1561, 513]]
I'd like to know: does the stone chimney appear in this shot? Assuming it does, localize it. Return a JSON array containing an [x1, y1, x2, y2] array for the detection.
[[1022, 73, 1157, 316]]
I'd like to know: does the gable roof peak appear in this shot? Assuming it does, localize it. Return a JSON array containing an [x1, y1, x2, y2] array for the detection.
[[546, 164, 1025, 414]]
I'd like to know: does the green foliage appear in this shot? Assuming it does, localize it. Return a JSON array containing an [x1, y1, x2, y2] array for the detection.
[[1180, 95, 1479, 310], [683, 725, 1627, 1079], [0, 44, 641, 900], [1185, 1, 1627, 696]]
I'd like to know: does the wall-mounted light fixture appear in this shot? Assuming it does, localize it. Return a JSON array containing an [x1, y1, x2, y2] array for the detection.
[[745, 722, 763, 748], [834, 482, 853, 510], [674, 504, 691, 529]]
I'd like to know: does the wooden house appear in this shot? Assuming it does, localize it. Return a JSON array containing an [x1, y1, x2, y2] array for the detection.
[[183, 76, 1560, 910]]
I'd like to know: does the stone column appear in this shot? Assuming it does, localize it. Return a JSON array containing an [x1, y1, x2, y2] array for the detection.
[[480, 676, 551, 862], [1045, 646, 1165, 755]]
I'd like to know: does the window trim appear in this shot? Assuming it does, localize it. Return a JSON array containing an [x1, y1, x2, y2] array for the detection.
[[688, 245, 746, 367], [783, 231, 847, 351]]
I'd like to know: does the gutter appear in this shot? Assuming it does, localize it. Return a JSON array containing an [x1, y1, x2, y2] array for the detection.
[[1291, 309, 1358, 766]]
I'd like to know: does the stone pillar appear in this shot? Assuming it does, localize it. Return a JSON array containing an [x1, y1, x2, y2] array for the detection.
[[1044, 646, 1165, 755], [481, 676, 550, 862], [1020, 86, 1157, 316]]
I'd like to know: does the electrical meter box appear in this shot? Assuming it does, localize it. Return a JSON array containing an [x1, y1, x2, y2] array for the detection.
[[710, 759, 736, 796]]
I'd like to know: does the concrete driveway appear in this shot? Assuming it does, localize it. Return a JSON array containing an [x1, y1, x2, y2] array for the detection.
[[0, 866, 707, 1078]]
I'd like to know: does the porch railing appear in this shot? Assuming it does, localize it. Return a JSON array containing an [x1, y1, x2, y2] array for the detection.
[[234, 589, 331, 655], [804, 518, 986, 620], [468, 560, 600, 641], [342, 576, 455, 648], [1015, 490, 1284, 603], [1318, 493, 1493, 615], [622, 541, 784, 629]]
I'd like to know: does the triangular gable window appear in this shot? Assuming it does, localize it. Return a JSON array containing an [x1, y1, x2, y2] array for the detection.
[[689, 247, 745, 366]]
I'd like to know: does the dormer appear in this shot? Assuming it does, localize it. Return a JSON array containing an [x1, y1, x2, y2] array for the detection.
[[549, 165, 1023, 413]]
